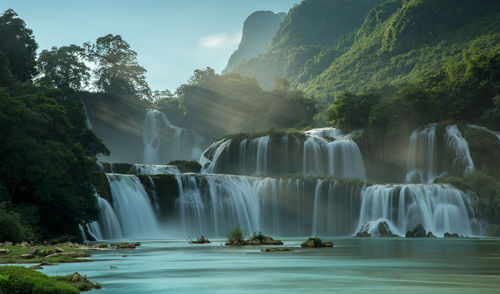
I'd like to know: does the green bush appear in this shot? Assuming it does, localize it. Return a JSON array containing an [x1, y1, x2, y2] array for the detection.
[[227, 227, 244, 243]]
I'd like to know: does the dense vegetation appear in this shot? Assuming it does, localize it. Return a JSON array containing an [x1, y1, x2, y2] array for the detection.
[[0, 9, 109, 242], [227, 0, 500, 113]]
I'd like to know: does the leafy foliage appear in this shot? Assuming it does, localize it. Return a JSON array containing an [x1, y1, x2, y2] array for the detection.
[[85, 34, 151, 99], [36, 45, 90, 90], [227, 227, 244, 243], [0, 10, 109, 241], [227, 0, 500, 106], [0, 9, 38, 82]]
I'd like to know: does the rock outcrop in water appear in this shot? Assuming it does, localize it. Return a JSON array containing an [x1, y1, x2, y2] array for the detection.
[[301, 237, 333, 248]]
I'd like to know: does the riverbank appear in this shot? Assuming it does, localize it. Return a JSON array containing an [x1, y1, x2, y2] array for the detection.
[[0, 241, 141, 293]]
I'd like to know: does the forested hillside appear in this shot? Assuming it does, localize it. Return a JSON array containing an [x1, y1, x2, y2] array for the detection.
[[227, 0, 500, 102]]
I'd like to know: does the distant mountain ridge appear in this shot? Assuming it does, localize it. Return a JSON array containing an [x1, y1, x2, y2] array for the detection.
[[224, 11, 286, 72], [225, 0, 500, 100]]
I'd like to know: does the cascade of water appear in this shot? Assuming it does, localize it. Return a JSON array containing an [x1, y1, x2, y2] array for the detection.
[[467, 124, 500, 142], [128, 164, 180, 175], [106, 174, 161, 238], [173, 174, 261, 237], [253, 136, 270, 176], [311, 179, 323, 236], [405, 125, 437, 183], [281, 135, 289, 175], [239, 139, 247, 174], [199, 128, 366, 178], [142, 110, 186, 164], [445, 125, 474, 175], [78, 225, 87, 243], [79, 97, 92, 129], [203, 139, 231, 173], [327, 140, 366, 179], [356, 184, 476, 237], [303, 137, 324, 176], [255, 178, 279, 235], [87, 195, 123, 240]]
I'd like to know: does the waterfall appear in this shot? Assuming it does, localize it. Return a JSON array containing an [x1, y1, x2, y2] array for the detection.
[[92, 123, 486, 239], [87, 195, 123, 240], [239, 139, 247, 174], [467, 124, 500, 142], [106, 174, 161, 238], [200, 128, 365, 178], [327, 139, 366, 179], [142, 110, 185, 164], [281, 136, 289, 174], [356, 184, 477, 237], [311, 180, 323, 236], [405, 125, 437, 183], [79, 97, 92, 129], [445, 125, 474, 175], [253, 136, 270, 176], [303, 137, 324, 176], [128, 163, 180, 175], [203, 139, 231, 173]]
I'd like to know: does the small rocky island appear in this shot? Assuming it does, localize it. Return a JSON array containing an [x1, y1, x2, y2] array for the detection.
[[225, 230, 283, 246], [301, 237, 333, 248]]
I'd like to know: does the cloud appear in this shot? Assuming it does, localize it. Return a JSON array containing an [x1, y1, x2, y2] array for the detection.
[[200, 32, 242, 49]]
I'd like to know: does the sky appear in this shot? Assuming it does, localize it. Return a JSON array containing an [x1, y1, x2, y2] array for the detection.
[[1, 0, 301, 92]]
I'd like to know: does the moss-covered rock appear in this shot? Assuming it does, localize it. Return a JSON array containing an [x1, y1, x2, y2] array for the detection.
[[168, 160, 202, 173]]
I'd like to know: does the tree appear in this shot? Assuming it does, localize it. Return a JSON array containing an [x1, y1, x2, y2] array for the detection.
[[85, 34, 150, 98], [328, 92, 381, 131], [36, 45, 90, 90], [0, 9, 38, 82]]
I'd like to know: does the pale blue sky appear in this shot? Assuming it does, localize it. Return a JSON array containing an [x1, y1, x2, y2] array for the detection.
[[1, 0, 301, 91]]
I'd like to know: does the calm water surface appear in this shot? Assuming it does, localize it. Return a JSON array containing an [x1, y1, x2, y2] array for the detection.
[[40, 238, 500, 293]]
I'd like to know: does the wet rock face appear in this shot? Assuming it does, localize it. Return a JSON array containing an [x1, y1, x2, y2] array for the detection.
[[377, 221, 398, 237]]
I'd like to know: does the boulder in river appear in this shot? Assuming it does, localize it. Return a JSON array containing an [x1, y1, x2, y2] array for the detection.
[[190, 236, 211, 244], [301, 237, 333, 248]]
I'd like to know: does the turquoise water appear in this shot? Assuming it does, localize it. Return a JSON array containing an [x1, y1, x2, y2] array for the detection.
[[40, 238, 500, 293]]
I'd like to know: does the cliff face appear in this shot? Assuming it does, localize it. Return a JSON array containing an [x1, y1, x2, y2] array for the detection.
[[224, 11, 286, 72]]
